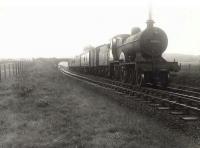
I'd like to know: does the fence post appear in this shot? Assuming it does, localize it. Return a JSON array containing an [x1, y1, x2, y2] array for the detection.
[[18, 62, 20, 74], [8, 64, 11, 77], [15, 62, 17, 76], [21, 61, 22, 74], [0, 65, 1, 82], [12, 63, 15, 76], [17, 62, 19, 75], [19, 61, 21, 74], [4, 64, 6, 79], [18, 61, 19, 74], [21, 61, 23, 73]]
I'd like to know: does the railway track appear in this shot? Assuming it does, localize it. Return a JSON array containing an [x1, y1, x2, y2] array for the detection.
[[59, 68, 200, 122], [168, 85, 200, 96], [171, 84, 200, 92]]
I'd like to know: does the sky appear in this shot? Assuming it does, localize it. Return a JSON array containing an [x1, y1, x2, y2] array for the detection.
[[0, 0, 200, 58]]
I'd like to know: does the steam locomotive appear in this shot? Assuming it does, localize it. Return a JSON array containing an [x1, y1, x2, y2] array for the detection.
[[69, 19, 180, 87]]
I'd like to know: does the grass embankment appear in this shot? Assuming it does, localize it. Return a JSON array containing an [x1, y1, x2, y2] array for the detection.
[[171, 72, 200, 87], [0, 59, 198, 148]]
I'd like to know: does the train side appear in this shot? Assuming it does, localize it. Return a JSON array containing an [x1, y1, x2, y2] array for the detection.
[[70, 44, 111, 76], [69, 21, 180, 87], [69, 44, 179, 87]]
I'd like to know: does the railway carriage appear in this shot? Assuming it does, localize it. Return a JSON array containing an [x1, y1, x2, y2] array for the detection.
[[70, 55, 81, 72], [95, 44, 111, 77], [80, 51, 89, 73]]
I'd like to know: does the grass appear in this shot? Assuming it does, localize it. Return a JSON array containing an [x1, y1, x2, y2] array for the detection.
[[170, 64, 200, 87], [171, 72, 200, 87]]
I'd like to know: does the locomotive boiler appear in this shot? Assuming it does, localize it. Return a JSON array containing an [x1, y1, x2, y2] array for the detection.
[[111, 20, 167, 61]]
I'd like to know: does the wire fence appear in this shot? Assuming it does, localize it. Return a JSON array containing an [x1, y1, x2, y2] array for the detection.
[[179, 63, 200, 73], [0, 61, 25, 81]]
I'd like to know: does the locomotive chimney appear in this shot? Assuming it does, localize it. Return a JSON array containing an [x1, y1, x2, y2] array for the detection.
[[146, 19, 154, 29], [146, 0, 154, 29]]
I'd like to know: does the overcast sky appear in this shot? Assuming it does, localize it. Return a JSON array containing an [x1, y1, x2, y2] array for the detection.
[[0, 0, 200, 58]]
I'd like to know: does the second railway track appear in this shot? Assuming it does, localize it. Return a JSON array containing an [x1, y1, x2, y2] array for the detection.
[[60, 68, 200, 122]]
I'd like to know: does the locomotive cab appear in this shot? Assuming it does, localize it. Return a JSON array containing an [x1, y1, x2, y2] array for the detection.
[[110, 34, 129, 61]]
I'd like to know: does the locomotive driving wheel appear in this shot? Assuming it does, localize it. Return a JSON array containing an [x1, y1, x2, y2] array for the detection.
[[160, 72, 169, 88], [114, 64, 119, 80], [136, 71, 144, 87], [130, 68, 136, 84], [120, 66, 128, 82]]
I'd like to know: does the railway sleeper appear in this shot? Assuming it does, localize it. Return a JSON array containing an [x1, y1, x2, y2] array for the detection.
[[184, 109, 200, 116], [181, 116, 199, 121], [157, 106, 170, 110], [149, 103, 160, 107], [139, 100, 152, 103], [115, 92, 125, 96], [170, 110, 185, 115]]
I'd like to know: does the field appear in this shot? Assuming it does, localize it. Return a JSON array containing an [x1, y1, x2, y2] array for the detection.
[[0, 59, 198, 147], [171, 64, 200, 87], [163, 53, 200, 87]]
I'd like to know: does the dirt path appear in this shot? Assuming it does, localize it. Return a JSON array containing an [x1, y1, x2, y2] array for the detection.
[[0, 59, 198, 148]]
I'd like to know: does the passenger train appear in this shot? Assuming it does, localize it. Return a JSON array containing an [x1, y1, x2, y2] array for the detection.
[[68, 17, 180, 87]]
